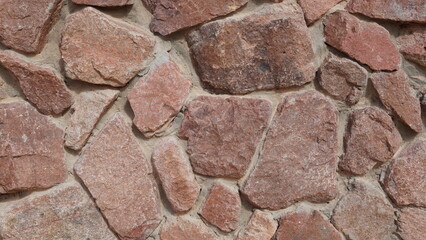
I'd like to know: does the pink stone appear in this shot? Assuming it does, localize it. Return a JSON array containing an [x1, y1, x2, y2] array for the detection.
[[72, 0, 133, 6], [160, 216, 218, 240], [397, 25, 426, 68], [398, 208, 426, 240], [297, 0, 343, 25], [237, 210, 277, 240]]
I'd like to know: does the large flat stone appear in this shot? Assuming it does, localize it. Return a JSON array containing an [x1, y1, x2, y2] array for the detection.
[[398, 208, 426, 240], [397, 25, 426, 68]]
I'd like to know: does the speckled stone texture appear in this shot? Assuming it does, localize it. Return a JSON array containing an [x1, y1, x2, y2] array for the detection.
[[237, 210, 277, 240], [397, 25, 426, 68], [72, 0, 134, 6], [160, 216, 219, 240], [397, 208, 426, 240], [297, 0, 343, 25]]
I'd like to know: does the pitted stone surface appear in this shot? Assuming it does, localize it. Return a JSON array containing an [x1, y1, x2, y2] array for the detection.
[[297, 0, 343, 25], [398, 208, 426, 240], [160, 216, 218, 240], [237, 210, 277, 240], [72, 0, 133, 6], [397, 25, 426, 68]]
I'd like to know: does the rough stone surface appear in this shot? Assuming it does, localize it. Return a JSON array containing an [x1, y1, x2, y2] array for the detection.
[[151, 137, 200, 213], [0, 51, 73, 115], [160, 216, 218, 240], [242, 91, 338, 210], [236, 210, 277, 240], [74, 113, 162, 240], [297, 0, 343, 25], [200, 181, 241, 232], [178, 96, 272, 178], [61, 7, 155, 87], [128, 58, 191, 137], [0, 0, 64, 53], [398, 208, 426, 240], [340, 107, 402, 175], [0, 101, 66, 194], [146, 0, 248, 36], [65, 89, 119, 150], [371, 70, 422, 132], [276, 210, 344, 240], [324, 11, 401, 71], [332, 180, 396, 240], [187, 2, 316, 94], [397, 25, 426, 67], [72, 0, 133, 7], [319, 53, 368, 105]]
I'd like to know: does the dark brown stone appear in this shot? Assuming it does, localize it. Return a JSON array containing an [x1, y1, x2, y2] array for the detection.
[[397, 25, 426, 68], [398, 208, 426, 240], [297, 0, 343, 25]]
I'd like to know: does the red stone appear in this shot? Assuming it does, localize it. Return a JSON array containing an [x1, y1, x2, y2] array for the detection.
[[297, 0, 343, 25], [237, 210, 277, 240], [397, 25, 426, 68], [160, 216, 218, 240], [72, 0, 133, 6], [398, 208, 426, 240]]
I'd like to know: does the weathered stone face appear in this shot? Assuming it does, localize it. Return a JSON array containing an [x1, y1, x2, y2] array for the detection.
[[160, 216, 218, 240], [72, 0, 133, 6], [397, 25, 426, 68], [237, 210, 277, 240], [296, 0, 343, 25], [398, 208, 426, 240], [187, 2, 316, 94]]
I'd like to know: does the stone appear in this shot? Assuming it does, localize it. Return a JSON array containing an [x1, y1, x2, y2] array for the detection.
[[72, 0, 133, 7], [297, 0, 343, 25], [178, 96, 272, 178], [61, 7, 155, 87], [371, 70, 422, 132], [319, 53, 368, 105], [128, 57, 191, 137], [0, 183, 117, 240], [0, 101, 66, 194], [346, 0, 426, 23], [340, 107, 402, 175], [160, 216, 218, 240], [0, 0, 64, 53], [397, 208, 426, 240], [236, 210, 278, 240], [65, 89, 119, 150], [324, 11, 400, 71], [187, 2, 316, 94], [332, 180, 396, 240], [397, 25, 426, 68], [200, 181, 241, 232], [242, 91, 338, 210], [276, 210, 344, 240], [383, 139, 426, 207], [74, 113, 162, 240], [0, 51, 73, 115], [151, 137, 200, 213], [146, 0, 248, 36]]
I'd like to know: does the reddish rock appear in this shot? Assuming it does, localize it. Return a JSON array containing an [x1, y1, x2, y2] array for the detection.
[[160, 216, 218, 240], [397, 25, 426, 68], [152, 138, 200, 213], [0, 0, 64, 53], [398, 208, 426, 240], [128, 57, 191, 137], [324, 11, 400, 71], [61, 7, 155, 87], [242, 91, 338, 210], [371, 70, 422, 132], [74, 113, 162, 240], [340, 107, 402, 175], [178, 96, 272, 178], [187, 2, 316, 94], [0, 51, 73, 115], [297, 0, 343, 25], [65, 89, 119, 150], [200, 181, 241, 232], [0, 101, 66, 194], [319, 53, 368, 105], [72, 0, 133, 7], [237, 210, 277, 240]]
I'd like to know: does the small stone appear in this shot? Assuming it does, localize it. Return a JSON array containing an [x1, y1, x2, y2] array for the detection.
[[237, 210, 277, 240], [61, 7, 155, 87], [397, 25, 426, 68], [146, 0, 248, 36], [160, 216, 218, 240], [242, 91, 338, 210], [340, 107, 402, 175], [200, 181, 241, 232], [297, 0, 343, 25], [398, 208, 426, 240], [324, 11, 400, 71], [0, 51, 73, 115], [187, 2, 315, 94], [128, 57, 191, 137], [371, 70, 422, 132], [72, 0, 133, 7], [0, 101, 66, 194], [152, 137, 200, 213], [65, 89, 119, 150], [276, 210, 344, 240], [319, 53, 368, 105], [74, 113, 162, 240], [0, 0, 64, 53], [178, 96, 272, 178]]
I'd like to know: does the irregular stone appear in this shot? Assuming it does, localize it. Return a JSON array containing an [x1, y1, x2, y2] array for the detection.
[[319, 53, 367, 105], [398, 208, 426, 240], [152, 137, 200, 213], [0, 101, 66, 194], [297, 0, 343, 25], [0, 51, 73, 115], [200, 181, 241, 232], [65, 89, 119, 150], [332, 180, 396, 240], [178, 96, 272, 178], [61, 7, 155, 87], [187, 2, 315, 94], [346, 0, 426, 23], [146, 0, 248, 36], [324, 11, 400, 71], [128, 57, 191, 137], [340, 107, 402, 175], [160, 216, 218, 240], [371, 70, 422, 132], [242, 91, 338, 210], [276, 210, 344, 240], [72, 0, 133, 7], [397, 25, 426, 67], [237, 210, 278, 240], [0, 0, 64, 53], [74, 113, 162, 240]]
